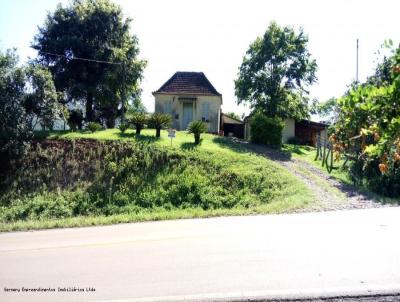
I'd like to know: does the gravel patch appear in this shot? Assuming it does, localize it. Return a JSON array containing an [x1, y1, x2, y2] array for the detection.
[[242, 142, 388, 212]]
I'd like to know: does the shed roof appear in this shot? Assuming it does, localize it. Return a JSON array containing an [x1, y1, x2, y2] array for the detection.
[[153, 72, 222, 96]]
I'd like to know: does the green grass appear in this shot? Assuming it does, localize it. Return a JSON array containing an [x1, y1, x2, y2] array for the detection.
[[0, 129, 315, 232]]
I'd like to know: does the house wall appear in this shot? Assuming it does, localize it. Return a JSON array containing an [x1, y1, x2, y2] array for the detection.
[[282, 118, 295, 143], [154, 94, 222, 133], [244, 118, 294, 143]]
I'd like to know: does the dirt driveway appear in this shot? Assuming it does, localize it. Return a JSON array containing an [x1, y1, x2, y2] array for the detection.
[[245, 142, 389, 211]]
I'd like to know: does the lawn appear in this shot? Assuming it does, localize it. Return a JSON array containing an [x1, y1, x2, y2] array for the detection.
[[0, 129, 315, 232]]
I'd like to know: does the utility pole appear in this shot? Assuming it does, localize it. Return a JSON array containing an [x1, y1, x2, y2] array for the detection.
[[356, 39, 359, 83]]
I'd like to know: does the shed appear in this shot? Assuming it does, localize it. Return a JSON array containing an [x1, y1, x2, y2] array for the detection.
[[220, 114, 245, 138]]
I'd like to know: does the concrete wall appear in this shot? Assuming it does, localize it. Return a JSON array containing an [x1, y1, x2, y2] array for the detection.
[[282, 118, 295, 143], [154, 94, 222, 133]]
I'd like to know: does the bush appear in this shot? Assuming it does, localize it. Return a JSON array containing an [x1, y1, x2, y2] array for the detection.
[[187, 120, 208, 144], [118, 123, 129, 133], [250, 112, 284, 147], [67, 109, 84, 131], [87, 122, 102, 133], [148, 113, 172, 138], [128, 112, 147, 135]]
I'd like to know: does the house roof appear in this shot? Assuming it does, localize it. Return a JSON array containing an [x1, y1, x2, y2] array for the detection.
[[222, 113, 244, 125], [153, 72, 222, 96]]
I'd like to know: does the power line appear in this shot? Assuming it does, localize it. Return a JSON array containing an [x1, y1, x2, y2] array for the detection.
[[39, 51, 122, 65]]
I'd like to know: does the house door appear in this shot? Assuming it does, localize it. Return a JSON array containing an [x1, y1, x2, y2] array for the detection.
[[182, 102, 193, 130]]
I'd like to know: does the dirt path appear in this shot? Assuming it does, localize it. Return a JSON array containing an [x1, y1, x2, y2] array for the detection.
[[245, 143, 387, 211]]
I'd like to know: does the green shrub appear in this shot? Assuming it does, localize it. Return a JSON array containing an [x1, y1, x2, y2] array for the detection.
[[87, 122, 102, 133], [250, 112, 284, 147], [67, 109, 84, 131], [0, 138, 305, 224], [187, 120, 208, 144], [148, 113, 172, 138], [118, 123, 129, 133], [128, 112, 148, 135]]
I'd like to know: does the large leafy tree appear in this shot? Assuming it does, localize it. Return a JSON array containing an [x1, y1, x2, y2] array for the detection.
[[32, 0, 146, 125], [331, 43, 400, 196], [24, 64, 61, 130], [0, 50, 61, 162], [235, 21, 317, 119], [0, 50, 29, 159]]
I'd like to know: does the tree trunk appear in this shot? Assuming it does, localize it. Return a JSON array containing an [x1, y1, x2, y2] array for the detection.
[[195, 134, 200, 145], [86, 92, 94, 122], [156, 128, 161, 138], [136, 125, 142, 135]]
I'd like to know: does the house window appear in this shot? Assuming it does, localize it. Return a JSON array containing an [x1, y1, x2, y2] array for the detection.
[[202, 103, 210, 122], [164, 102, 172, 115]]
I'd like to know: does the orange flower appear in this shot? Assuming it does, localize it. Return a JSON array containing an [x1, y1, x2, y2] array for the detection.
[[379, 163, 388, 174], [394, 152, 400, 162]]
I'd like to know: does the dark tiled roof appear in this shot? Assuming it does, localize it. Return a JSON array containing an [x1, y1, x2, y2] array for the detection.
[[153, 72, 221, 96]]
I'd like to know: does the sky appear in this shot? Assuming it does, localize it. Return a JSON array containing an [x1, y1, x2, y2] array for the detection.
[[1, 0, 399, 119]]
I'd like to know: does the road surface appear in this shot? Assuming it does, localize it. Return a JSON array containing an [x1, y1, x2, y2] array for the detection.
[[1, 207, 400, 302]]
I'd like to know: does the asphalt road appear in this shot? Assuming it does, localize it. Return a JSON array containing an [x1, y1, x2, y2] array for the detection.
[[1, 207, 400, 302]]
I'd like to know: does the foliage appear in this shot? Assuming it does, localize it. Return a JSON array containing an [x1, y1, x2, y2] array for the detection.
[[87, 122, 102, 133], [32, 0, 146, 124], [127, 96, 146, 113], [235, 21, 317, 119], [0, 49, 31, 160], [317, 97, 339, 124], [0, 138, 311, 228], [23, 64, 62, 130], [225, 112, 241, 121], [118, 123, 129, 133], [67, 109, 84, 131], [148, 113, 172, 138], [187, 120, 208, 144], [249, 112, 284, 147], [0, 50, 61, 160], [128, 112, 148, 134], [332, 43, 400, 197]]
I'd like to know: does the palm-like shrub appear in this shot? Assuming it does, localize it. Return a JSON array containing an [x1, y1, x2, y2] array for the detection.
[[128, 112, 148, 135], [118, 123, 129, 133], [148, 113, 172, 138], [87, 122, 102, 133], [188, 120, 208, 145]]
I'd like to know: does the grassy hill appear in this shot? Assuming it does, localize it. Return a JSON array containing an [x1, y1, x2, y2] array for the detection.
[[0, 129, 314, 231]]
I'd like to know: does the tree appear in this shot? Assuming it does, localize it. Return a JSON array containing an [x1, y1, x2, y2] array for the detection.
[[331, 43, 400, 197], [225, 112, 241, 121], [128, 112, 147, 135], [32, 0, 146, 125], [148, 113, 171, 138], [23, 64, 61, 130], [187, 120, 208, 145], [0, 50, 30, 160], [0, 49, 62, 163], [317, 97, 339, 124], [235, 21, 317, 119]]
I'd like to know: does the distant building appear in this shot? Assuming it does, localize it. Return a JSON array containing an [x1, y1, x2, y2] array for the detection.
[[244, 117, 328, 146], [153, 72, 222, 133]]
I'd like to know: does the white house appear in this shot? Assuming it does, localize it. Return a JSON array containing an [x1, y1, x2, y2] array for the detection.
[[152, 72, 222, 133]]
